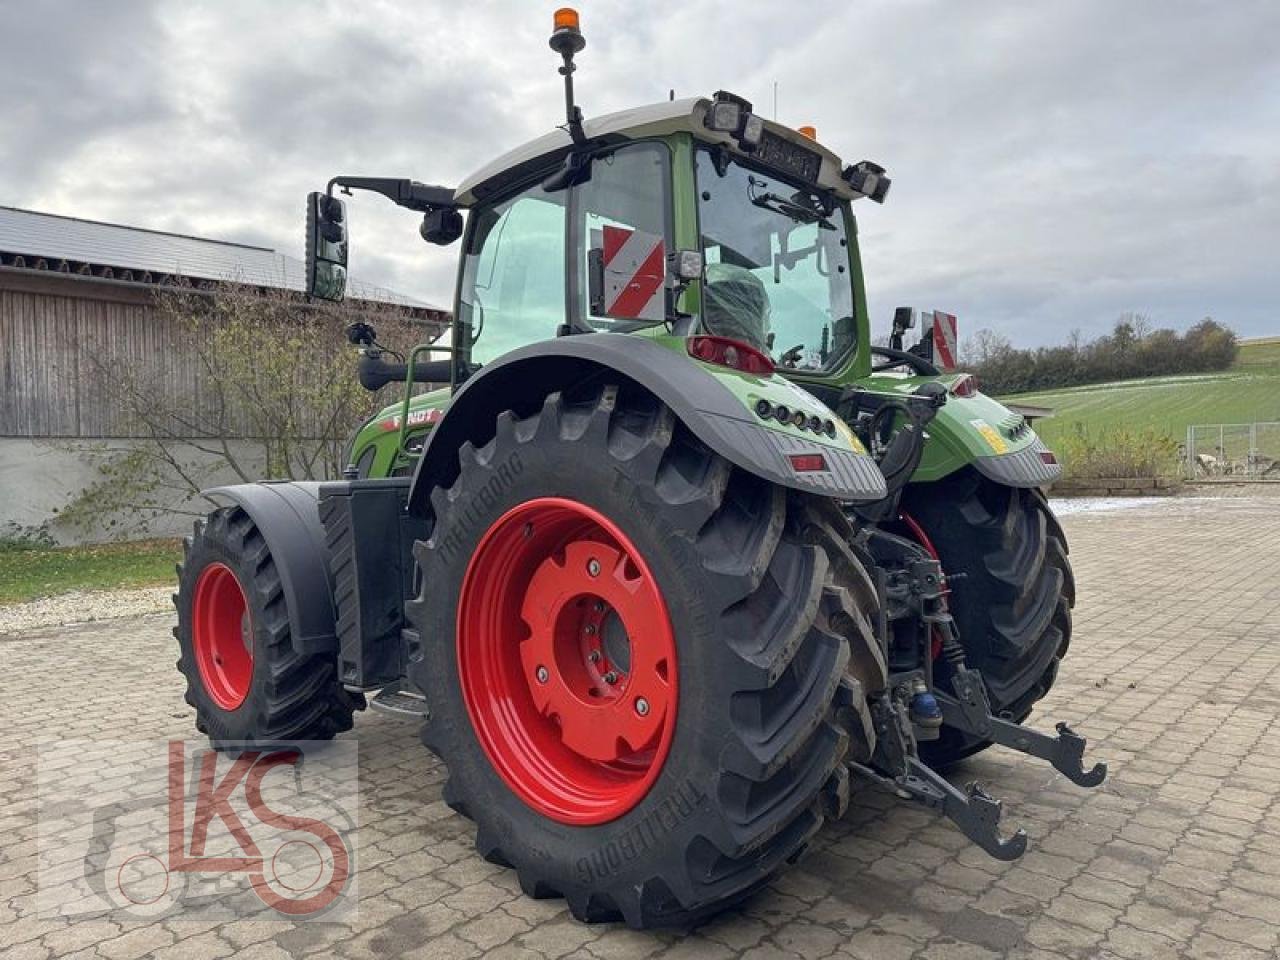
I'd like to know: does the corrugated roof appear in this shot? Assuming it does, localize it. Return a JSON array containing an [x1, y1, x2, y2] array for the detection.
[[0, 205, 443, 311]]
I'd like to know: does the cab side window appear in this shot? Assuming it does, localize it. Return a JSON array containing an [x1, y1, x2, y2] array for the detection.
[[573, 143, 671, 328], [459, 182, 566, 366]]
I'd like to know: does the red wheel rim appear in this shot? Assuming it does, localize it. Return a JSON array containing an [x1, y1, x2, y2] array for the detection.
[[457, 497, 678, 825], [192, 562, 254, 710]]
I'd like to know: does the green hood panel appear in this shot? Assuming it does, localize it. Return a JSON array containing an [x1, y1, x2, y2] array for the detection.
[[348, 387, 452, 477], [854, 372, 1050, 484]]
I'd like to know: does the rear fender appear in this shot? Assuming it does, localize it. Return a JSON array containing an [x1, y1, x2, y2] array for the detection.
[[406, 334, 887, 518], [203, 481, 337, 657]]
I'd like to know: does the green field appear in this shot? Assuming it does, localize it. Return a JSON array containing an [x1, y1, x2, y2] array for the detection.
[[1006, 338, 1280, 450]]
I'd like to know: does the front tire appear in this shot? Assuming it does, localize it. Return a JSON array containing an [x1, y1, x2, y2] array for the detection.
[[901, 470, 1074, 766], [174, 507, 363, 744], [407, 384, 884, 927]]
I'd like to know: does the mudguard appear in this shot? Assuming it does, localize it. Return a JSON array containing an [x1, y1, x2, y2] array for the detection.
[[203, 481, 338, 656], [405, 333, 887, 518], [973, 437, 1061, 488]]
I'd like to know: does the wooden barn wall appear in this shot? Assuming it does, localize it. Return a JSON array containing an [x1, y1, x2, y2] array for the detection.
[[0, 271, 416, 440]]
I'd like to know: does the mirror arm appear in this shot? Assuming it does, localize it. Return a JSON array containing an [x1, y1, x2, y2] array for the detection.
[[327, 177, 457, 213]]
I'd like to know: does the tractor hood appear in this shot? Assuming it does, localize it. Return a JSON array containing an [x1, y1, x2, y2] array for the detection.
[[859, 371, 1062, 488]]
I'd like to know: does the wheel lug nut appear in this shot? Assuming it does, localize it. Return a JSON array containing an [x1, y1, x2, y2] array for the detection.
[[589, 650, 601, 663], [587, 558, 601, 577], [535, 665, 549, 684], [593, 600, 605, 613], [584, 624, 597, 636], [635, 697, 649, 716], [604, 671, 618, 685]]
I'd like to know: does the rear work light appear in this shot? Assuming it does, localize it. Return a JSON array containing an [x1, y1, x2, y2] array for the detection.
[[1040, 450, 1058, 465], [686, 335, 775, 375], [788, 453, 828, 473], [950, 373, 980, 397]]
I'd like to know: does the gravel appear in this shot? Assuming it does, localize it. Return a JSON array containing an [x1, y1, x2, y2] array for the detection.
[[0, 586, 173, 636]]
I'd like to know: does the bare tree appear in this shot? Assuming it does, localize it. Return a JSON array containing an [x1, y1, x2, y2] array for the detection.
[[56, 282, 433, 536], [961, 328, 1013, 367]]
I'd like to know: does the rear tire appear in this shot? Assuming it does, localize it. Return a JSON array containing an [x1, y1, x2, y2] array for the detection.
[[174, 506, 363, 744], [407, 384, 884, 927], [900, 470, 1074, 766]]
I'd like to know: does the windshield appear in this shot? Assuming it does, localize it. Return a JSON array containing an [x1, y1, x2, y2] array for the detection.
[[695, 148, 856, 372]]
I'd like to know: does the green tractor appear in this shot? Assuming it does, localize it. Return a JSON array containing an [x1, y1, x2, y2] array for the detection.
[[172, 11, 1103, 927]]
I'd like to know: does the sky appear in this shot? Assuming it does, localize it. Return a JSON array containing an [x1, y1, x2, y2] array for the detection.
[[2, 0, 1277, 346]]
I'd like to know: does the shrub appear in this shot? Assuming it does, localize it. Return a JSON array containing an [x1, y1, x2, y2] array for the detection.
[[1056, 424, 1180, 479]]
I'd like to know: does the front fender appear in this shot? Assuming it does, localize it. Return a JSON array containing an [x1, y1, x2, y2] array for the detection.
[[407, 334, 886, 517], [203, 481, 337, 656]]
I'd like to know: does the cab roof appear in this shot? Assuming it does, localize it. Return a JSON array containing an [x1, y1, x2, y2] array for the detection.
[[453, 95, 858, 206]]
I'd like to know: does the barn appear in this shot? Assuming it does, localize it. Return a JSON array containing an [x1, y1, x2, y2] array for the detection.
[[0, 205, 448, 542]]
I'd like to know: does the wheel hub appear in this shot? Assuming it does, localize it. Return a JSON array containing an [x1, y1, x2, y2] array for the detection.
[[192, 562, 254, 710], [521, 540, 669, 763], [456, 498, 678, 825]]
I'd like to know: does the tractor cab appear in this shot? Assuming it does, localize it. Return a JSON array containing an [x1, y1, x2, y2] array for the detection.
[[448, 93, 882, 373], [311, 96, 883, 362], [313, 83, 897, 478]]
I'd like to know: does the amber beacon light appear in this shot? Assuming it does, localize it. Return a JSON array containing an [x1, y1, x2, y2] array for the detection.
[[553, 7, 580, 31]]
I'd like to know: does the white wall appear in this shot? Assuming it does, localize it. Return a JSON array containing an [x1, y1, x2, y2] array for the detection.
[[0, 438, 271, 545]]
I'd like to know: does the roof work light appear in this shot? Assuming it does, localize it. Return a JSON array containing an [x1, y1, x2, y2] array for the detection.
[[844, 160, 891, 203], [705, 91, 764, 150]]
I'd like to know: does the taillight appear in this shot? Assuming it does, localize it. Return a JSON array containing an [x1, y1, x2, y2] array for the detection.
[[686, 335, 775, 375], [788, 453, 828, 473], [950, 373, 980, 397]]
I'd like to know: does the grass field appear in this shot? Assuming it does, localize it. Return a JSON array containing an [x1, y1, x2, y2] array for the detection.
[[0, 538, 181, 605], [1007, 338, 1280, 451]]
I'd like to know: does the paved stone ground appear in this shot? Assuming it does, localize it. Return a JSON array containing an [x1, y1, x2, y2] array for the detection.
[[3, 495, 1278, 959]]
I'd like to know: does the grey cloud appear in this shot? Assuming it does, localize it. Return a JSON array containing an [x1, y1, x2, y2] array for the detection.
[[1, 0, 1276, 342], [0, 0, 173, 187]]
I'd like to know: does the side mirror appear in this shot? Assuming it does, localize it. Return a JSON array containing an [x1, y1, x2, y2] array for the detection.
[[306, 192, 348, 301], [890, 306, 916, 350]]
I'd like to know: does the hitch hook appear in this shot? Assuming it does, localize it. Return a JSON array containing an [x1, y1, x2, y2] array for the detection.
[[1049, 721, 1108, 788], [849, 758, 1028, 861], [938, 667, 1108, 789]]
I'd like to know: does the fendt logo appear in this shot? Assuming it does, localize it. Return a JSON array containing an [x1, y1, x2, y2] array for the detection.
[[38, 739, 359, 921]]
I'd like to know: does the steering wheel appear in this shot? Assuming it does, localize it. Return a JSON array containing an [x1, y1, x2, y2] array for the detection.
[[870, 346, 940, 376]]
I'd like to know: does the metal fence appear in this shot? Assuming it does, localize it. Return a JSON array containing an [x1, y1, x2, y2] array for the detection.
[[1185, 422, 1280, 480]]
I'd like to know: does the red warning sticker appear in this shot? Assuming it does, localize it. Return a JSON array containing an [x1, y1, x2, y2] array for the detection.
[[600, 225, 665, 322], [932, 311, 958, 371]]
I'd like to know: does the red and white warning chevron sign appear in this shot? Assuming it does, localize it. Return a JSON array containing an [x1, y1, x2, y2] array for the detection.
[[600, 225, 665, 322], [932, 310, 958, 371]]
